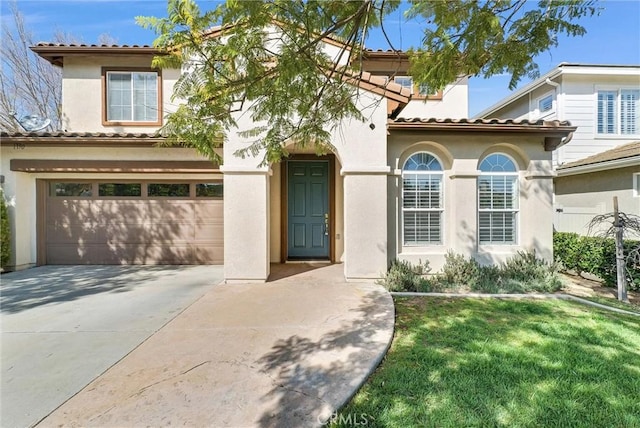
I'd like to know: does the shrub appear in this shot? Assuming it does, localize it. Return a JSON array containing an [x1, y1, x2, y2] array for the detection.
[[0, 191, 10, 270], [379, 259, 438, 292], [382, 252, 563, 294], [497, 251, 563, 293], [554, 232, 640, 290], [438, 250, 479, 289]]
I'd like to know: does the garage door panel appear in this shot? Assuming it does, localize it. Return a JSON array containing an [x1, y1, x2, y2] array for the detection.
[[193, 224, 224, 243], [193, 245, 224, 264], [147, 201, 195, 222], [44, 181, 223, 265], [47, 224, 100, 244], [194, 201, 223, 219], [94, 201, 153, 224]]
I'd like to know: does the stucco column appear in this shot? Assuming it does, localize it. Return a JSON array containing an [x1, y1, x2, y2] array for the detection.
[[342, 169, 388, 281], [522, 164, 555, 262], [449, 171, 479, 257], [221, 169, 271, 283], [2, 172, 36, 270]]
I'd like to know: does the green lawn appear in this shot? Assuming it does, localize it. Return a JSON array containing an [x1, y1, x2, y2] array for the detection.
[[334, 298, 640, 428]]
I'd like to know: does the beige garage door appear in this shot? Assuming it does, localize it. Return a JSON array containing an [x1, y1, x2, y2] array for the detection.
[[44, 181, 223, 265]]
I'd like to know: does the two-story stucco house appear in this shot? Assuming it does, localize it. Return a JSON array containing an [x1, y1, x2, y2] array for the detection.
[[0, 38, 575, 281], [477, 63, 640, 234]]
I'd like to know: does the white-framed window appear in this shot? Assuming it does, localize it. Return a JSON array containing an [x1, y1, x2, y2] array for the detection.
[[402, 153, 444, 245], [634, 173, 640, 197], [597, 89, 640, 135], [478, 153, 519, 245], [105, 70, 160, 123]]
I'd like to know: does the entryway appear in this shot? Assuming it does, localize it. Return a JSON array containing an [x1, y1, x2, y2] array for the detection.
[[284, 159, 333, 260]]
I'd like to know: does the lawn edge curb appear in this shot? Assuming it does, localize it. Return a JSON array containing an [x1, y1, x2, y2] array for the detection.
[[390, 292, 640, 317]]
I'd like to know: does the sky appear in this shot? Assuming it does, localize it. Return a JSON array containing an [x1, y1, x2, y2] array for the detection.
[[2, 0, 639, 116]]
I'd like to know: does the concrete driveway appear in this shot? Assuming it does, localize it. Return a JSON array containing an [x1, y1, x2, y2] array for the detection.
[[34, 263, 395, 428], [1, 265, 223, 428]]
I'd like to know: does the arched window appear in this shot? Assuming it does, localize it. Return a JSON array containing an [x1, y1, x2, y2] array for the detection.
[[478, 153, 519, 244], [402, 153, 443, 245]]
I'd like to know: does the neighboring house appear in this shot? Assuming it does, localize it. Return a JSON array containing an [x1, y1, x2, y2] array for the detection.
[[554, 141, 640, 235], [477, 63, 640, 235], [0, 39, 574, 282]]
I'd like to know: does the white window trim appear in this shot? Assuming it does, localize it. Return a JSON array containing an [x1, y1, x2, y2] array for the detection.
[[634, 173, 640, 197], [594, 86, 640, 138], [401, 153, 445, 247], [104, 70, 161, 125], [478, 154, 520, 246]]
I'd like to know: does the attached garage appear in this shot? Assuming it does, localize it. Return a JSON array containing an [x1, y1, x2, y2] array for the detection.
[[39, 180, 223, 265]]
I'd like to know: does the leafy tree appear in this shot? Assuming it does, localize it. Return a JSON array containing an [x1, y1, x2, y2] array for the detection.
[[138, 0, 599, 164]]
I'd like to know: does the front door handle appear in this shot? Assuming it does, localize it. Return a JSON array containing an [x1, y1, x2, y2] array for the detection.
[[324, 213, 329, 236]]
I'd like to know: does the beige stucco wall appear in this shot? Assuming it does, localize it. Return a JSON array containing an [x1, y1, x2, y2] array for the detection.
[[398, 77, 469, 119], [61, 56, 180, 133], [387, 132, 556, 270], [554, 166, 640, 235], [0, 145, 217, 270]]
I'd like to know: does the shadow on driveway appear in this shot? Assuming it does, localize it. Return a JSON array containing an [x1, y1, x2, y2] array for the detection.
[[1, 265, 207, 313]]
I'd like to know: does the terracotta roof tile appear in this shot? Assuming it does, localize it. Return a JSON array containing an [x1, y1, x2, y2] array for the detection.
[[34, 42, 155, 48], [557, 141, 640, 170], [390, 117, 573, 127], [1, 131, 164, 139]]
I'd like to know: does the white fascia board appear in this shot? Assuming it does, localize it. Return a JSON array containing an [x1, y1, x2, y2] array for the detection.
[[556, 156, 640, 177]]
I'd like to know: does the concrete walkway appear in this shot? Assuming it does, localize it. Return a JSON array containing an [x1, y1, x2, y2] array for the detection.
[[38, 263, 395, 428], [1, 265, 223, 428]]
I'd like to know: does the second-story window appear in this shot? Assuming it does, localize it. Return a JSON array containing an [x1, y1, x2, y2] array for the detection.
[[597, 89, 639, 135], [104, 69, 161, 125]]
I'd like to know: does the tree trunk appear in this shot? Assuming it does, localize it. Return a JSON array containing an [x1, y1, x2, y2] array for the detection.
[[613, 196, 628, 302]]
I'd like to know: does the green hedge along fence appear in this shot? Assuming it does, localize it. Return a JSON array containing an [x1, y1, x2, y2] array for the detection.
[[554, 232, 640, 291]]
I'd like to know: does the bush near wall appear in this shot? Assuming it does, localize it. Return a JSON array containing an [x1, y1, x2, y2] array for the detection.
[[380, 251, 563, 294], [553, 232, 640, 291], [0, 191, 11, 270]]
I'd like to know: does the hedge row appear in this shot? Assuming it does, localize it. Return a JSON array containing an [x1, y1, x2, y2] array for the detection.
[[554, 232, 640, 290], [1, 192, 10, 270]]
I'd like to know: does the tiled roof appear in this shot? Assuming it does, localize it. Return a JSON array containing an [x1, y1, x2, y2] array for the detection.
[[347, 70, 411, 99], [557, 141, 640, 170], [31, 43, 162, 66], [1, 131, 166, 147], [1, 131, 163, 138], [390, 117, 574, 128], [34, 43, 155, 48], [388, 118, 576, 152]]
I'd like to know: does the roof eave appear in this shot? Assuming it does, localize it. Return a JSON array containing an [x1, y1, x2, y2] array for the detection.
[[557, 156, 640, 176], [0, 132, 167, 147], [30, 46, 164, 67], [388, 121, 576, 151]]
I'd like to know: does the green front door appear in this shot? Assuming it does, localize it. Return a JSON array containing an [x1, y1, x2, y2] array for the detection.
[[287, 161, 329, 259]]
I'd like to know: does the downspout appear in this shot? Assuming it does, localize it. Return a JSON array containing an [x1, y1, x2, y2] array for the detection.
[[545, 78, 565, 165]]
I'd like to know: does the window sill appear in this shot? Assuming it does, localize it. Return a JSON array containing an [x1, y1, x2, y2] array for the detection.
[[103, 120, 162, 127], [400, 245, 446, 255]]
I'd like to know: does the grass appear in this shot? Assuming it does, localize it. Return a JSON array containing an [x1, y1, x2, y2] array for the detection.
[[334, 298, 640, 427]]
